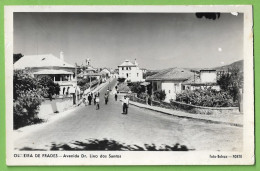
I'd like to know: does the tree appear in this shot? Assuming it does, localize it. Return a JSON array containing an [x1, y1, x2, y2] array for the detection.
[[153, 90, 166, 102], [13, 70, 46, 129], [128, 82, 145, 95], [217, 67, 243, 102], [38, 76, 60, 100]]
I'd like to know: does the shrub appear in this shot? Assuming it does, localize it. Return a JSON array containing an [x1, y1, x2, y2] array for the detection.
[[13, 70, 46, 129], [153, 90, 166, 101], [38, 76, 60, 99], [176, 88, 236, 107], [117, 77, 126, 83], [128, 82, 145, 95], [217, 67, 243, 102]]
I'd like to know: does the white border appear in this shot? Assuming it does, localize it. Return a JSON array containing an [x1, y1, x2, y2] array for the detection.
[[5, 5, 254, 165]]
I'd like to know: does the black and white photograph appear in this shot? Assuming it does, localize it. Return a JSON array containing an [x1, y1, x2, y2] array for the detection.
[[5, 6, 254, 165]]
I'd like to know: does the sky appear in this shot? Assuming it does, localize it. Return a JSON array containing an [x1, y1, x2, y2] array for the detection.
[[14, 12, 243, 70]]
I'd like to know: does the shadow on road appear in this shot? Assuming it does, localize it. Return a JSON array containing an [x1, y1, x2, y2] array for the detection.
[[19, 138, 193, 151]]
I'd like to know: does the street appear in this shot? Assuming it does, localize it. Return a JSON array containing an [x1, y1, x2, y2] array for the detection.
[[14, 79, 242, 151]]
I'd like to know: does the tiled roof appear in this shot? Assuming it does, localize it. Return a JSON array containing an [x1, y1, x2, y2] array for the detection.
[[118, 60, 136, 67], [146, 68, 194, 81], [14, 54, 74, 69]]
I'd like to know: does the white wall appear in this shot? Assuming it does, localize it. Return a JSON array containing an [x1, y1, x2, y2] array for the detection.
[[118, 66, 143, 82], [161, 81, 182, 102], [200, 71, 217, 83]]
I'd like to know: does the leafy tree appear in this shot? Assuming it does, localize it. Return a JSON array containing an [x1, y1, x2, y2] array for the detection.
[[13, 70, 46, 129], [117, 77, 126, 83], [38, 76, 60, 100], [217, 67, 243, 102], [153, 90, 166, 102], [128, 82, 145, 95]]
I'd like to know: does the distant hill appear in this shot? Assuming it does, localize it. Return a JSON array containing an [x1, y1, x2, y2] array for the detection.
[[213, 60, 243, 72]]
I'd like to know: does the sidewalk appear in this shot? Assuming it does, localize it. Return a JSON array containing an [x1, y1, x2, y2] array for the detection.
[[129, 101, 243, 127]]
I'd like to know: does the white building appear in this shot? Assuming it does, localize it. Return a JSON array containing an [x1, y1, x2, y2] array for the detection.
[[100, 68, 111, 78], [14, 52, 76, 95], [118, 59, 144, 82], [146, 68, 194, 102], [146, 68, 220, 102], [183, 69, 220, 91]]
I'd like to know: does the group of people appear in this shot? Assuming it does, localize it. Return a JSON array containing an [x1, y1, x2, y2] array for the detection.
[[82, 85, 130, 114], [83, 91, 100, 110]]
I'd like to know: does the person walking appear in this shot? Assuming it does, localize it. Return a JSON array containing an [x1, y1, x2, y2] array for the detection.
[[88, 93, 92, 105], [104, 93, 109, 105], [96, 96, 100, 110], [83, 97, 87, 106], [122, 96, 129, 114], [114, 91, 118, 101]]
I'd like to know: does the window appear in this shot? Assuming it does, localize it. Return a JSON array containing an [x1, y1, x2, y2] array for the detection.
[[137, 73, 139, 77], [169, 90, 171, 93], [122, 67, 124, 70]]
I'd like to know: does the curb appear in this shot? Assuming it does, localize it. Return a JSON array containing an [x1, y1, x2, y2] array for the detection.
[[129, 101, 243, 127]]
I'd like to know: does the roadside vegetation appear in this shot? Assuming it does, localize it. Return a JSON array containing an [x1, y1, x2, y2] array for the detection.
[[175, 67, 242, 107], [13, 70, 60, 129]]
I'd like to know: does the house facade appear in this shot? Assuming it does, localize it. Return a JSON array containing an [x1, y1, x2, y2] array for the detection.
[[146, 68, 220, 102], [146, 68, 194, 102], [183, 69, 220, 91], [14, 52, 76, 95], [118, 59, 144, 82]]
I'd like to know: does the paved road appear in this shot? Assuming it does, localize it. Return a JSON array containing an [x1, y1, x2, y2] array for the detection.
[[14, 78, 242, 151]]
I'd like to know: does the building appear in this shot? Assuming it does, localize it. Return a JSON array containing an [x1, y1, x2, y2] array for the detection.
[[77, 58, 98, 79], [146, 68, 220, 102], [146, 68, 194, 102], [183, 69, 220, 91], [118, 59, 144, 82], [100, 68, 111, 78], [14, 52, 76, 95]]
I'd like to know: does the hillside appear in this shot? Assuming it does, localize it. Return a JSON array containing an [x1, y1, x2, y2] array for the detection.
[[213, 60, 243, 72]]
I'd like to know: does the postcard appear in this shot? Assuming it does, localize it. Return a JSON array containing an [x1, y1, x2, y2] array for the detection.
[[5, 5, 254, 165]]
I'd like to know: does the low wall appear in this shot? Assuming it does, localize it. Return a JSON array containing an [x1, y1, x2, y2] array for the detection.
[[130, 95, 239, 115], [38, 97, 74, 119], [169, 100, 239, 115]]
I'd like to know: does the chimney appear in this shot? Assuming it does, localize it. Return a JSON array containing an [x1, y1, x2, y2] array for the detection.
[[134, 58, 138, 66], [60, 51, 64, 61]]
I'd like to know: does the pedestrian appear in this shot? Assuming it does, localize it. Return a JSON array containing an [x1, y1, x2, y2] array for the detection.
[[115, 91, 118, 101], [97, 91, 100, 97], [83, 97, 87, 106], [96, 96, 100, 110], [122, 96, 129, 114], [104, 93, 109, 105], [88, 93, 92, 105]]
